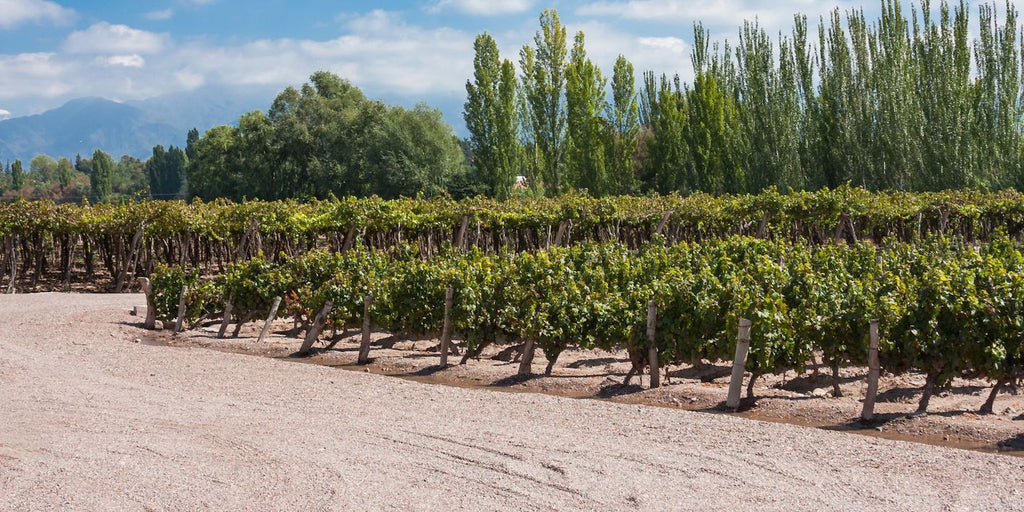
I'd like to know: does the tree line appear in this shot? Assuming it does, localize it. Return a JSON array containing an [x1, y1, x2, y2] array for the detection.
[[466, 1, 1024, 198], [5, 1, 1022, 204], [1, 147, 186, 203]]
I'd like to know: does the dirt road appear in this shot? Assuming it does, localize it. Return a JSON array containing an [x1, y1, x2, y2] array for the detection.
[[1, 293, 1022, 510]]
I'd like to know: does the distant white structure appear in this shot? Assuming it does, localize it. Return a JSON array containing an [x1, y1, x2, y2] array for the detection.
[[513, 175, 528, 190]]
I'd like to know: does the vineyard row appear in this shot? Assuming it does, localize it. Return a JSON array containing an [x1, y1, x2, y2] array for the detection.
[[5, 187, 1024, 290], [148, 236, 1024, 416]]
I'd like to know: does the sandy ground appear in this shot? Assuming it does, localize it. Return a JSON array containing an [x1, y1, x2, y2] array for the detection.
[[1, 294, 1023, 511]]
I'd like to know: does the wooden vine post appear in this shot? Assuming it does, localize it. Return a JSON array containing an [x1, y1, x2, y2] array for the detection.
[[647, 301, 660, 389], [518, 339, 536, 376], [115, 223, 146, 292], [861, 319, 881, 422], [341, 225, 357, 252], [256, 296, 283, 343], [217, 301, 234, 338], [298, 300, 333, 355], [136, 277, 157, 329], [553, 221, 569, 246], [173, 286, 189, 335], [726, 318, 753, 409], [654, 212, 672, 236], [7, 236, 17, 294], [357, 295, 374, 364], [456, 215, 470, 249], [439, 286, 454, 367]]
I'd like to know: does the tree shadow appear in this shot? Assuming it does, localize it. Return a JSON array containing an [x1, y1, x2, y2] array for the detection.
[[875, 386, 921, 403], [669, 363, 732, 383], [489, 374, 537, 387], [406, 365, 451, 377], [595, 382, 645, 398], [774, 373, 861, 393], [997, 433, 1024, 452], [706, 396, 764, 412], [566, 357, 623, 369], [829, 412, 910, 431]]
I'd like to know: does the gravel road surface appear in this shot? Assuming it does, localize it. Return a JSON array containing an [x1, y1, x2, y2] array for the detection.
[[1, 293, 1021, 510]]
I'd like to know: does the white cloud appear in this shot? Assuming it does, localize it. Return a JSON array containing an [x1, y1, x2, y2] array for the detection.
[[145, 9, 174, 21], [0, 109, 10, 120], [0, 0, 75, 29], [63, 22, 168, 55], [577, 0, 862, 33], [0, 9, 476, 110], [0, 52, 72, 100], [104, 54, 145, 68], [174, 70, 205, 89], [638, 36, 687, 55], [432, 0, 536, 16]]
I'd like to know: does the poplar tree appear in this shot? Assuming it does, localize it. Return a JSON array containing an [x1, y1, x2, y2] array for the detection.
[[565, 31, 609, 194], [609, 55, 640, 194], [89, 150, 114, 203], [521, 9, 568, 195], [465, 33, 520, 199]]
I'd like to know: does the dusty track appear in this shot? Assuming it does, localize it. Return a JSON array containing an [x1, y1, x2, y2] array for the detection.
[[1, 293, 1022, 510]]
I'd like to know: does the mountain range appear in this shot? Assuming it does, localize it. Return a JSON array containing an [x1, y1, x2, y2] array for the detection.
[[0, 87, 276, 164]]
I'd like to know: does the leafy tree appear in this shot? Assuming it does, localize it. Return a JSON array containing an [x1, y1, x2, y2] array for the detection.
[[564, 31, 609, 194], [29, 154, 58, 184], [188, 125, 241, 201], [608, 55, 640, 194], [365, 104, 465, 198], [185, 127, 199, 163], [146, 144, 188, 199], [10, 159, 25, 191], [188, 72, 465, 201], [684, 70, 744, 194], [56, 157, 75, 191], [89, 150, 114, 202], [643, 75, 687, 193], [521, 9, 568, 195], [465, 33, 520, 199]]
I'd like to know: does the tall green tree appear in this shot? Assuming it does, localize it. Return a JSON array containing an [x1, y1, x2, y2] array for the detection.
[[146, 144, 188, 199], [608, 55, 640, 194], [565, 31, 609, 194], [188, 72, 464, 201], [521, 9, 568, 195], [644, 75, 688, 193], [188, 125, 241, 201], [10, 159, 25, 191], [55, 157, 75, 191], [465, 33, 520, 199], [684, 70, 744, 194], [89, 150, 114, 202]]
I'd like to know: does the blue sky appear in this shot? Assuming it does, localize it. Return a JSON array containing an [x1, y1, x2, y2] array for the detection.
[[0, 0, 1017, 125]]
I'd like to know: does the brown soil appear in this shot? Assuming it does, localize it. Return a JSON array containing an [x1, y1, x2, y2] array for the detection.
[[158, 317, 1024, 458]]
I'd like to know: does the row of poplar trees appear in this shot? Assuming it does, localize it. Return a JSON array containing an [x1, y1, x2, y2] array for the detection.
[[465, 1, 1024, 198]]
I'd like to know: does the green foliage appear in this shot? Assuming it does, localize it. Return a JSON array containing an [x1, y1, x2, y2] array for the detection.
[[146, 232, 1024, 406], [565, 32, 609, 195], [89, 150, 115, 203], [520, 9, 568, 195], [461, 2, 1024, 197], [146, 144, 188, 200], [188, 72, 465, 201], [11, 160, 25, 191], [608, 55, 640, 194], [465, 33, 521, 199], [149, 264, 219, 325]]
